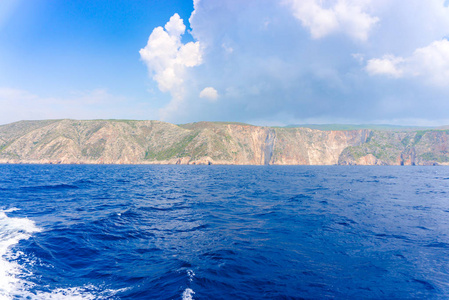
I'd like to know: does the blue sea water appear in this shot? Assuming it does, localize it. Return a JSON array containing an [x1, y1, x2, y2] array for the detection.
[[1, 165, 449, 299]]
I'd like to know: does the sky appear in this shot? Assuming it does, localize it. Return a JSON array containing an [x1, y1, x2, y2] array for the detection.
[[1, 0, 449, 126]]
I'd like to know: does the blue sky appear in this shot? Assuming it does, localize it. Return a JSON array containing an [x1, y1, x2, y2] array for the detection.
[[1, 0, 449, 126]]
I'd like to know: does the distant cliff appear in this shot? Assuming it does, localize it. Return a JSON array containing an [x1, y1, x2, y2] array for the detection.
[[0, 119, 448, 165]]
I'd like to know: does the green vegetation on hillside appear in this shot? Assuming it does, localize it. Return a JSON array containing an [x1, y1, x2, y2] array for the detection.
[[285, 124, 433, 131], [0, 119, 448, 165], [145, 133, 199, 160], [420, 152, 449, 163]]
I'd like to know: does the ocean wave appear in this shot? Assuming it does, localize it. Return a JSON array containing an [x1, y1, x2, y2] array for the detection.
[[182, 288, 195, 300], [2, 165, 449, 298], [0, 208, 41, 299], [0, 209, 123, 300], [21, 184, 79, 191], [17, 285, 125, 300]]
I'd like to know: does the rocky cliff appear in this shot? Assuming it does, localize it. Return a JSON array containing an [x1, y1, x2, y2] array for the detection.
[[0, 119, 448, 165]]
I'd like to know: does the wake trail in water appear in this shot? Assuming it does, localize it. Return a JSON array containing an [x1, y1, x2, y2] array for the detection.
[[181, 269, 196, 300], [182, 288, 195, 300], [2, 165, 449, 298], [0, 208, 41, 299], [0, 209, 121, 300]]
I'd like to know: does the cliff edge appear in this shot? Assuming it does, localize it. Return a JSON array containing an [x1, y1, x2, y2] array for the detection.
[[0, 120, 447, 165]]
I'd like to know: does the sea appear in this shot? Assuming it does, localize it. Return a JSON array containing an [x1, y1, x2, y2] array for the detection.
[[1, 165, 449, 299]]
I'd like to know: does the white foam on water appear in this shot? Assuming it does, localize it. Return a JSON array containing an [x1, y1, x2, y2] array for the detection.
[[0, 209, 124, 300], [180, 269, 195, 299], [187, 269, 195, 282], [20, 285, 127, 300], [182, 288, 195, 300], [0, 208, 41, 300]]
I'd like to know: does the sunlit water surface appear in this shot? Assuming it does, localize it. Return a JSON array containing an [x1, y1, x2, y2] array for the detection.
[[1, 165, 449, 299]]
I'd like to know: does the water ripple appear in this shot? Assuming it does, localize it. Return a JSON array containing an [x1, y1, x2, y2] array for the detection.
[[1, 165, 449, 299]]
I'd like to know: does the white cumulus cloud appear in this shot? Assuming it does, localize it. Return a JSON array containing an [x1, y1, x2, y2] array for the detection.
[[199, 87, 218, 101], [140, 0, 449, 125], [365, 55, 404, 77], [285, 0, 378, 41], [139, 13, 202, 96], [410, 39, 449, 86], [366, 39, 449, 86]]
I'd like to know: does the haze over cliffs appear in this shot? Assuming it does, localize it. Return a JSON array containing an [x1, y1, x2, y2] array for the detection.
[[0, 119, 448, 165]]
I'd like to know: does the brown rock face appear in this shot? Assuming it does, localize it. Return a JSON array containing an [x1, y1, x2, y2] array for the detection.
[[0, 120, 448, 165], [272, 128, 370, 165], [356, 154, 383, 165], [400, 148, 416, 165]]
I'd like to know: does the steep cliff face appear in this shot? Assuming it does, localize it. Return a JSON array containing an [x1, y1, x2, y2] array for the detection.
[[0, 120, 448, 165], [0, 120, 188, 164], [338, 130, 449, 165], [272, 128, 370, 165]]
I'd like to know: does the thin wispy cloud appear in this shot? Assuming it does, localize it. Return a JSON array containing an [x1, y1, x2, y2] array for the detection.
[[0, 88, 150, 123]]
